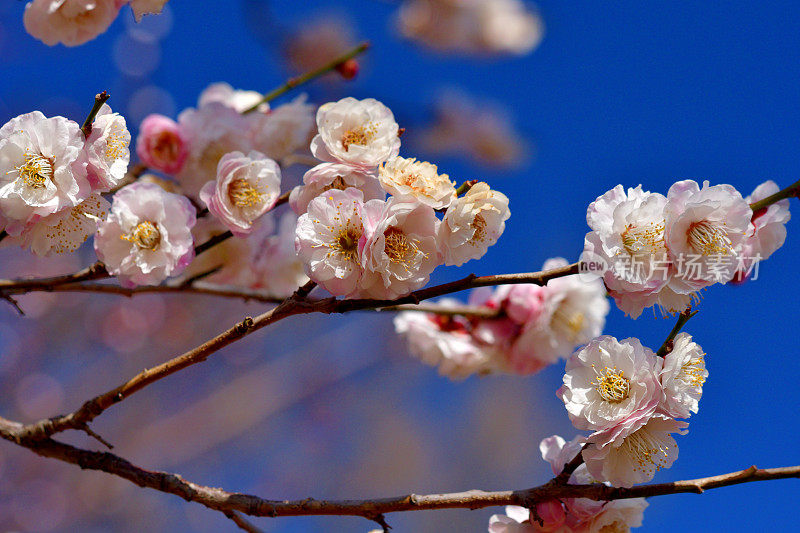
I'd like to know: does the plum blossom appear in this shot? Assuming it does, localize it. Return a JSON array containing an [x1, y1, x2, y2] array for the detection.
[[310, 97, 401, 168], [393, 302, 497, 379], [658, 333, 707, 419], [249, 96, 316, 162], [0, 111, 90, 234], [129, 0, 169, 22], [199, 151, 281, 237], [20, 193, 109, 256], [558, 336, 663, 445], [583, 185, 670, 319], [509, 259, 608, 374], [94, 182, 196, 287], [583, 415, 688, 488], [439, 182, 510, 266], [176, 103, 253, 197], [295, 188, 373, 296], [664, 179, 752, 291], [23, 0, 122, 47], [378, 156, 456, 209], [135, 114, 190, 175], [738, 180, 791, 277], [487, 506, 544, 532], [198, 82, 266, 113], [289, 162, 385, 215], [358, 197, 441, 299], [85, 104, 130, 191], [249, 213, 309, 297]]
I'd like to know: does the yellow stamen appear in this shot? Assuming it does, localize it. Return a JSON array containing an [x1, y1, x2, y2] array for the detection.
[[590, 364, 630, 403], [122, 221, 161, 250], [228, 178, 264, 208], [341, 123, 377, 151], [8, 152, 54, 189], [687, 220, 734, 256]]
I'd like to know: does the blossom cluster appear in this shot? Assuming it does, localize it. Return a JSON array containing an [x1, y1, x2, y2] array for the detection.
[[293, 97, 511, 299], [23, 0, 169, 47], [583, 180, 790, 318], [393, 258, 608, 378], [0, 106, 130, 255], [397, 0, 545, 56]]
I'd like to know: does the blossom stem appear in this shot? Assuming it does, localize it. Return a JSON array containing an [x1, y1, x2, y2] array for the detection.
[[749, 178, 800, 213], [455, 180, 478, 196], [656, 308, 698, 357], [241, 42, 371, 114], [80, 91, 110, 138]]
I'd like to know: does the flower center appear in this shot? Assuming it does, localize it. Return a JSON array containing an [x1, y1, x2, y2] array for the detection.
[[621, 221, 666, 256], [122, 221, 161, 250], [319, 198, 363, 264], [471, 214, 487, 244], [228, 178, 264, 208], [333, 227, 360, 262], [341, 123, 377, 151], [622, 426, 671, 475], [679, 352, 707, 388], [591, 365, 630, 403], [598, 521, 628, 533], [321, 176, 348, 193], [384, 227, 423, 269], [10, 152, 54, 189], [551, 301, 585, 342], [153, 131, 181, 162], [687, 220, 734, 256], [104, 124, 129, 160]]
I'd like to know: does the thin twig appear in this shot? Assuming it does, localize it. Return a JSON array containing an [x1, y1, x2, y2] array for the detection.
[[81, 91, 110, 138], [224, 511, 265, 533], [656, 308, 698, 357], [749, 178, 800, 214]]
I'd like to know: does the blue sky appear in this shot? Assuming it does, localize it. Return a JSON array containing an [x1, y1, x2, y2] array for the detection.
[[1, 1, 799, 531]]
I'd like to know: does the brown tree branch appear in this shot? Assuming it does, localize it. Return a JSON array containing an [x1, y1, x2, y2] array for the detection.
[[0, 415, 796, 523]]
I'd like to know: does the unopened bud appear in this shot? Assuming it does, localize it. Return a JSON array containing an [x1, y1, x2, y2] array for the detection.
[[335, 58, 360, 80]]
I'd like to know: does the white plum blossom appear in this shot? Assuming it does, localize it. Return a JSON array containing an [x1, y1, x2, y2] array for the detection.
[[85, 104, 130, 192], [583, 185, 670, 319], [584, 498, 648, 532], [23, 0, 122, 47], [94, 182, 196, 287], [740, 180, 791, 272], [358, 198, 441, 299], [0, 111, 90, 234], [510, 259, 609, 374], [378, 156, 456, 209], [135, 114, 189, 175], [664, 179, 752, 291], [295, 188, 373, 296], [658, 333, 707, 419], [129, 0, 169, 22], [439, 182, 510, 266], [249, 96, 316, 162], [249, 213, 309, 297], [583, 415, 688, 488], [310, 97, 401, 168], [394, 302, 497, 379], [176, 103, 254, 197], [289, 162, 385, 215], [487, 506, 542, 532], [21, 193, 109, 256], [558, 336, 664, 445], [198, 82, 266, 113], [199, 151, 281, 237]]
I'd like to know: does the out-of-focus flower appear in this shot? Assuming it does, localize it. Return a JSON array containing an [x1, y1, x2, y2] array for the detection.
[[85, 104, 130, 192], [295, 188, 372, 296], [438, 181, 509, 266], [583, 185, 669, 319], [487, 505, 539, 532], [311, 97, 401, 169], [249, 96, 316, 162], [23, 0, 122, 47], [177, 103, 253, 197], [583, 415, 687, 488], [199, 151, 281, 237], [738, 180, 791, 277], [378, 156, 456, 209], [198, 82, 266, 114], [283, 15, 357, 74], [509, 258, 608, 373], [417, 90, 529, 168], [658, 333, 707, 419], [20, 193, 109, 256], [94, 181, 195, 287], [129, 0, 169, 22], [250, 212, 309, 297], [394, 300, 497, 379], [135, 114, 190, 176], [558, 336, 663, 444], [664, 179, 752, 291], [289, 162, 385, 215], [398, 0, 544, 56], [358, 197, 441, 299], [0, 111, 89, 234]]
